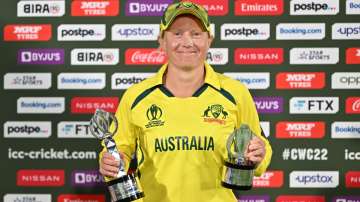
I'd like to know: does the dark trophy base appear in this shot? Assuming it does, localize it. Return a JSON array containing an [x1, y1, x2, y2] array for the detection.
[[107, 172, 144, 202], [221, 160, 255, 190]]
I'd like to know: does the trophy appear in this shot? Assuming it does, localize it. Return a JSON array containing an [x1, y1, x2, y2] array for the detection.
[[90, 109, 144, 202], [221, 124, 256, 190]]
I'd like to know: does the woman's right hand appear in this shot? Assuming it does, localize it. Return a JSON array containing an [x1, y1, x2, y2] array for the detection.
[[99, 152, 121, 178]]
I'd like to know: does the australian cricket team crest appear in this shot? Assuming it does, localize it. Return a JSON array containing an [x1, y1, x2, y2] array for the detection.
[[145, 104, 165, 128], [202, 104, 228, 125]]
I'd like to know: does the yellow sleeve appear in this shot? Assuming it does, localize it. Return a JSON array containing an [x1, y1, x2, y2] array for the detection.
[[237, 86, 272, 177], [99, 90, 138, 175]]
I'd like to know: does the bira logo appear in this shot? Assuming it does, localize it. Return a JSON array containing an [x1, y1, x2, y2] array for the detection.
[[187, 0, 229, 16], [276, 122, 325, 139], [276, 72, 325, 89], [58, 194, 105, 202], [71, 97, 119, 114], [125, 0, 172, 16], [254, 97, 283, 114], [145, 104, 165, 128], [276, 195, 325, 202], [235, 0, 284, 16], [71, 0, 119, 16], [253, 170, 284, 188], [17, 0, 65, 17], [202, 104, 228, 125], [4, 24, 51, 41], [207, 48, 228, 65], [234, 48, 283, 64], [346, 48, 360, 64], [125, 48, 167, 65], [17, 169, 65, 186], [346, 97, 360, 114], [71, 48, 119, 65]]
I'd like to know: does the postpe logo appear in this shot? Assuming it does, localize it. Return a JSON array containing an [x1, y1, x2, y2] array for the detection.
[[57, 24, 106, 41], [221, 24, 270, 40], [4, 121, 51, 138], [112, 73, 154, 89], [290, 0, 339, 15]]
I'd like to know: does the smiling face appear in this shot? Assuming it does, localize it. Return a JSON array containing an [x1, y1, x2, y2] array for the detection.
[[159, 14, 213, 71]]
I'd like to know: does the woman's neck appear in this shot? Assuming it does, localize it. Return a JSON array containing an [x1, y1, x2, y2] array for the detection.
[[164, 64, 205, 98]]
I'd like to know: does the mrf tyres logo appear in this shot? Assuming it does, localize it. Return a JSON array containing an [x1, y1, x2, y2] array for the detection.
[[145, 104, 165, 128], [290, 97, 339, 114], [276, 121, 325, 139], [290, 47, 339, 65], [290, 171, 339, 188], [17, 0, 65, 17], [221, 23, 270, 40], [202, 104, 228, 125], [276, 72, 325, 89], [290, 0, 339, 15], [346, 47, 360, 64], [4, 24, 52, 41], [71, 0, 119, 16]]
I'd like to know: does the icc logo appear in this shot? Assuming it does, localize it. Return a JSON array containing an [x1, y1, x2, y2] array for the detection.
[[145, 104, 164, 128]]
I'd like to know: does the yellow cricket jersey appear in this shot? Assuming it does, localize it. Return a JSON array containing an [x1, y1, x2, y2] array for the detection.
[[101, 62, 272, 202]]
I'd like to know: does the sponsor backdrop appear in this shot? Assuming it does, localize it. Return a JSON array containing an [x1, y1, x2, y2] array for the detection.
[[1, 0, 360, 202]]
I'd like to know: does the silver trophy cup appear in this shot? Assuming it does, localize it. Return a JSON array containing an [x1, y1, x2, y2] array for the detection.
[[221, 124, 255, 190], [90, 109, 144, 202]]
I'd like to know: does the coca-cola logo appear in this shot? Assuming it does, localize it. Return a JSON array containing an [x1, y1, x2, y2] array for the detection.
[[125, 48, 167, 65]]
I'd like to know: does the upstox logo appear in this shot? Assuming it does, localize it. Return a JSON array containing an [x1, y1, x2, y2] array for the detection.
[[331, 122, 360, 139], [17, 0, 65, 17], [221, 24, 270, 40], [332, 23, 360, 40], [71, 48, 119, 65], [346, 0, 360, 15], [112, 24, 159, 41], [276, 23, 325, 40], [290, 171, 339, 188], [290, 97, 339, 114], [4, 121, 51, 138], [290, 0, 339, 15], [57, 24, 106, 41], [111, 73, 154, 89]]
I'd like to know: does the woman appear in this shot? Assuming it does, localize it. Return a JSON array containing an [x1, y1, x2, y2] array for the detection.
[[99, 2, 272, 202]]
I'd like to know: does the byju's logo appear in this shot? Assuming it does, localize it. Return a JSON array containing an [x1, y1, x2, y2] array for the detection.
[[235, 0, 284, 16], [71, 170, 105, 187], [331, 121, 360, 139], [71, 48, 119, 65], [290, 47, 339, 64], [57, 24, 106, 41], [221, 24, 270, 40], [125, 0, 171, 16], [17, 97, 65, 114], [17, 0, 65, 17], [58, 73, 105, 89], [57, 121, 93, 138], [254, 97, 283, 114], [238, 195, 270, 202], [4, 194, 51, 202], [332, 23, 360, 40], [290, 97, 339, 114], [4, 73, 51, 89], [206, 48, 228, 65], [331, 72, 360, 89], [276, 23, 325, 40], [71, 0, 119, 16], [4, 121, 51, 138], [290, 171, 339, 188], [224, 72, 270, 89], [112, 73, 154, 89], [18, 48, 64, 65], [290, 0, 339, 15], [346, 0, 360, 15], [112, 24, 159, 41]]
